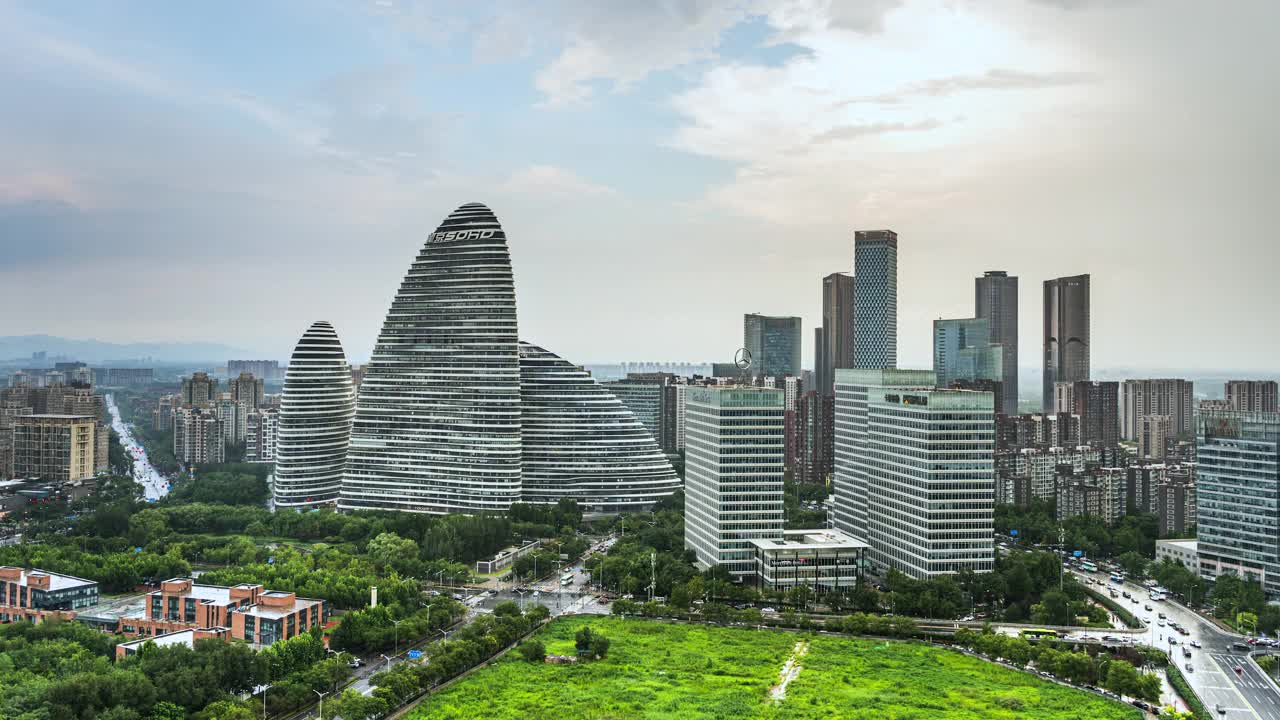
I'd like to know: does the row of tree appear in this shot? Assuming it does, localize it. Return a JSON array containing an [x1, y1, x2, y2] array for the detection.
[[953, 627, 1162, 702]]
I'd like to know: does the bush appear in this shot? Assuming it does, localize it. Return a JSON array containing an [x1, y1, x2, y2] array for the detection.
[[1166, 663, 1209, 719], [517, 640, 546, 663]]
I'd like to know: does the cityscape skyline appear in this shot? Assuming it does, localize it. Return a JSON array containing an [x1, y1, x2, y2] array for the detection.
[[2, 2, 1277, 370]]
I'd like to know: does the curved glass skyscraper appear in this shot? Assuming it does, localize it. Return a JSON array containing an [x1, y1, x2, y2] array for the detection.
[[519, 342, 680, 512], [341, 203, 522, 514], [274, 321, 355, 507], [339, 203, 676, 515]]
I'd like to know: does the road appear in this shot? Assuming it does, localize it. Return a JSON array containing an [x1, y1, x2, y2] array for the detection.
[[105, 393, 170, 501], [280, 538, 617, 716], [1071, 569, 1280, 720]]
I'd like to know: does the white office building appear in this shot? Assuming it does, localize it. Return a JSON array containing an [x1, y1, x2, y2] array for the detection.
[[833, 368, 995, 579], [683, 386, 785, 579]]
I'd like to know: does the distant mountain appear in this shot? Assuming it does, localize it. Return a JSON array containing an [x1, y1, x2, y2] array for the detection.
[[0, 335, 261, 364]]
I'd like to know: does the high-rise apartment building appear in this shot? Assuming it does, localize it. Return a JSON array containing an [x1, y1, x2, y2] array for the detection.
[[274, 321, 355, 508], [794, 390, 832, 485], [227, 360, 282, 383], [683, 386, 785, 579], [173, 408, 224, 465], [817, 272, 855, 397], [932, 318, 1004, 397], [852, 230, 897, 369], [1121, 379, 1194, 440], [215, 396, 248, 445], [976, 271, 1019, 415], [833, 368, 994, 578], [1157, 470, 1196, 537], [1061, 380, 1119, 447], [180, 373, 217, 406], [1225, 381, 1279, 413], [12, 415, 99, 482], [743, 315, 802, 379], [227, 372, 265, 411], [1196, 410, 1280, 596], [245, 408, 279, 464], [1138, 414, 1173, 460], [1042, 274, 1090, 410]]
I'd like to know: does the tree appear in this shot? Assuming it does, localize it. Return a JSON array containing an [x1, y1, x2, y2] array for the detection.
[[366, 532, 420, 575], [1031, 589, 1073, 626], [517, 640, 546, 663], [574, 626, 594, 654], [1116, 551, 1149, 579], [589, 634, 610, 660], [149, 701, 186, 720]]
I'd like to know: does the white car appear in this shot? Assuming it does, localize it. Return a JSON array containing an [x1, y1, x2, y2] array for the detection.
[[1190, 640, 1201, 648], [761, 607, 777, 613]]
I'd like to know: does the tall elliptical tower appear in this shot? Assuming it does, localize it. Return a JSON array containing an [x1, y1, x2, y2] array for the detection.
[[1042, 274, 1091, 411], [273, 321, 355, 508], [339, 202, 678, 515]]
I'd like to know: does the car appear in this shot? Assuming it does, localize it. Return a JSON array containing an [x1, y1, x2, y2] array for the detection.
[[1190, 640, 1201, 648], [1216, 703, 1226, 714], [1235, 666, 1244, 677], [1158, 620, 1166, 627], [348, 658, 363, 668], [1158, 613, 1166, 619], [761, 607, 777, 613], [1145, 605, 1152, 611], [1186, 663, 1194, 672]]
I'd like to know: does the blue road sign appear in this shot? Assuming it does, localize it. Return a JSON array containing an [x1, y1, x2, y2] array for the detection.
[[1010, 529, 1019, 536], [408, 650, 423, 660], [1073, 550, 1083, 557]]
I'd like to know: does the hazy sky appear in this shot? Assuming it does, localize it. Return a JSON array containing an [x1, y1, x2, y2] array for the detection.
[[2, 0, 1277, 370]]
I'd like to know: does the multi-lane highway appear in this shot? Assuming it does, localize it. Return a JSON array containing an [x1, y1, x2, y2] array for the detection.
[[1071, 569, 1280, 720], [105, 393, 170, 500]]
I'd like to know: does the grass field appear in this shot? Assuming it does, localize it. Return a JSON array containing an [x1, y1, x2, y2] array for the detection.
[[407, 616, 1142, 720]]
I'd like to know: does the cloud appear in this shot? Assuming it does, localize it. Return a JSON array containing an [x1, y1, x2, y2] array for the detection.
[[500, 165, 617, 197], [808, 118, 942, 145], [834, 68, 1097, 107], [534, 1, 755, 106]]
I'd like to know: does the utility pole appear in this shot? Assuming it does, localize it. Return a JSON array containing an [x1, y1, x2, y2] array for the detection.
[[650, 551, 656, 603], [1058, 527, 1066, 592]]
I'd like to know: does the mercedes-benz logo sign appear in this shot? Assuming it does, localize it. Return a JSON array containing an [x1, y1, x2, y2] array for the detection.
[[734, 347, 752, 370]]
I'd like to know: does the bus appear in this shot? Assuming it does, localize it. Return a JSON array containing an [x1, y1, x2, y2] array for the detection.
[[1080, 561, 1098, 573], [560, 572, 574, 586], [1109, 573, 1124, 584], [1020, 629, 1060, 639]]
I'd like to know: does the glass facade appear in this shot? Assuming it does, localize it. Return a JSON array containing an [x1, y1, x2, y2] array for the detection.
[[853, 230, 898, 370], [1197, 410, 1280, 596], [743, 314, 802, 379]]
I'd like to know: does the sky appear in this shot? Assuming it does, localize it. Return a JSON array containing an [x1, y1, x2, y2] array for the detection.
[[1, 0, 1277, 371]]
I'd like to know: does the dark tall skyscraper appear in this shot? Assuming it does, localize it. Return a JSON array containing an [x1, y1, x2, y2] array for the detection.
[[1043, 274, 1090, 411], [975, 271, 1018, 415], [853, 230, 898, 369], [1068, 380, 1119, 447], [817, 272, 855, 396], [743, 314, 802, 378]]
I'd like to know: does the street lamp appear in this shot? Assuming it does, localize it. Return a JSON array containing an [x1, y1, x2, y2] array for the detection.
[[312, 690, 327, 720], [392, 619, 402, 655], [258, 683, 271, 719], [381, 654, 392, 670]]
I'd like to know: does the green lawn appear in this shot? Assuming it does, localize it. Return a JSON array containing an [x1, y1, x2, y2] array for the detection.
[[408, 617, 1141, 720]]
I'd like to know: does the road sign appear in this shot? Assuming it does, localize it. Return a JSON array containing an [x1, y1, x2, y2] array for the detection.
[[1073, 550, 1083, 557], [1010, 530, 1019, 537], [408, 650, 423, 660]]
